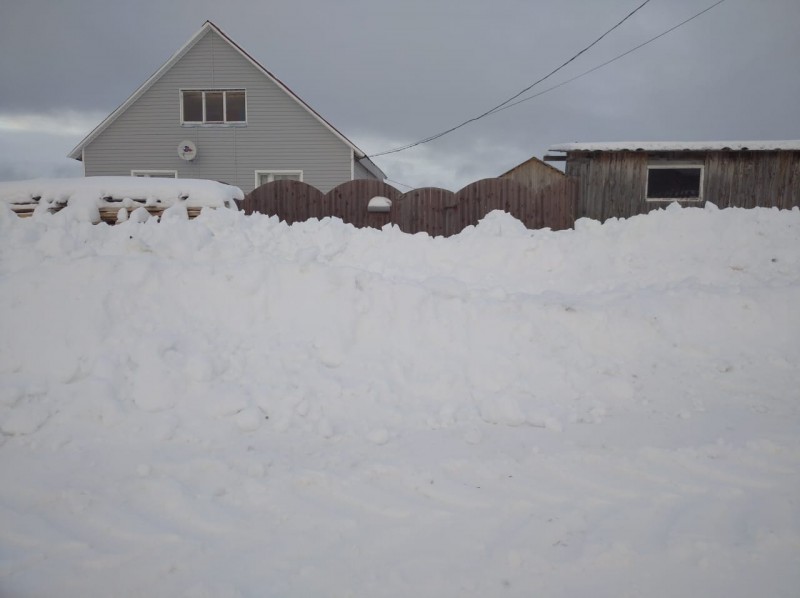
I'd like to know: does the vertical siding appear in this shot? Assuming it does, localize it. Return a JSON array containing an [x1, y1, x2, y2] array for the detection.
[[566, 150, 800, 221], [500, 157, 566, 190], [566, 151, 648, 221], [704, 151, 800, 209], [243, 178, 576, 234], [83, 29, 353, 193]]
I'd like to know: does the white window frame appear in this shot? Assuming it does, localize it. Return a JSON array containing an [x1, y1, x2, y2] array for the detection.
[[645, 164, 704, 202], [180, 89, 247, 125], [255, 170, 304, 188], [131, 170, 178, 178]]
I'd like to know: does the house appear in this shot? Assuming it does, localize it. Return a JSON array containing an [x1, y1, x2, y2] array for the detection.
[[499, 155, 566, 190], [545, 141, 800, 222], [68, 21, 385, 193]]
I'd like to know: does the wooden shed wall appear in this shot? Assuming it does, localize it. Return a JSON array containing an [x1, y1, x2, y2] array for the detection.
[[565, 151, 648, 221], [565, 150, 800, 221], [704, 151, 800, 209]]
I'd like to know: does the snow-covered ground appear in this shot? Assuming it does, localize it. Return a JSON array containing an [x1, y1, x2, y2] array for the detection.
[[1, 201, 799, 597]]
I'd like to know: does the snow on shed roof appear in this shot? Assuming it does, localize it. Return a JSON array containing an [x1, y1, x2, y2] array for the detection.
[[549, 140, 800, 153]]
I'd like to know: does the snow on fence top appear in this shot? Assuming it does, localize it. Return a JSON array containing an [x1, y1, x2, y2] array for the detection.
[[0, 176, 242, 222], [549, 140, 800, 152]]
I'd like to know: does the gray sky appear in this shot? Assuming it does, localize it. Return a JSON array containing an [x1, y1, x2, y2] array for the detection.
[[1, 0, 798, 190]]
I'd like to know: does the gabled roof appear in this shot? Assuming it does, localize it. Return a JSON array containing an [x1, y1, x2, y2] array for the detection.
[[549, 140, 800, 153], [69, 20, 381, 175], [499, 155, 566, 178]]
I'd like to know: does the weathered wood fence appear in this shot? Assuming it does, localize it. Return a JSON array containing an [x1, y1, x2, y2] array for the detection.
[[242, 178, 577, 236]]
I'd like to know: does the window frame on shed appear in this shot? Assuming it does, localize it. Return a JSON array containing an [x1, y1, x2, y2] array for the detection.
[[645, 164, 704, 202]]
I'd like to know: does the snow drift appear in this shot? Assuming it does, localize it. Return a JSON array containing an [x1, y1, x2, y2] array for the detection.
[[1, 201, 799, 597]]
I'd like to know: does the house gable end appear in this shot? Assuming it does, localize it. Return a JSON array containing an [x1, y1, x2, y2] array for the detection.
[[69, 21, 368, 162], [80, 26, 360, 192]]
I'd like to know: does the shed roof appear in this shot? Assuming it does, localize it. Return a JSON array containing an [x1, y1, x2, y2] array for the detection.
[[499, 155, 566, 178], [549, 140, 800, 153]]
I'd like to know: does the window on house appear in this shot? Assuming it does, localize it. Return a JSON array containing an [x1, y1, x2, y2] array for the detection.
[[181, 90, 246, 124], [256, 171, 303, 187], [131, 170, 178, 178], [226, 91, 246, 122], [646, 165, 703, 201]]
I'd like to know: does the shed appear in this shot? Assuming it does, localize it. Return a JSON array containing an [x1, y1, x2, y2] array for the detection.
[[499, 155, 566, 190], [545, 141, 800, 222]]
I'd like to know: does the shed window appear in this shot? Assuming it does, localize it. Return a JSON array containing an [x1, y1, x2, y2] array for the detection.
[[181, 90, 246, 124], [646, 165, 703, 201]]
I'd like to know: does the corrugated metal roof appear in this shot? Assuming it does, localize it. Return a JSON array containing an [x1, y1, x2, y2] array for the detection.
[[548, 140, 800, 152]]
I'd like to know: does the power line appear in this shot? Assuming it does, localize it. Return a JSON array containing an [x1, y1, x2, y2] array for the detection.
[[491, 0, 727, 115], [368, 0, 653, 158], [369, 0, 728, 158]]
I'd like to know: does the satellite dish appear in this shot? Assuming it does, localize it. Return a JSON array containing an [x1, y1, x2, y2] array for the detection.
[[178, 140, 197, 161]]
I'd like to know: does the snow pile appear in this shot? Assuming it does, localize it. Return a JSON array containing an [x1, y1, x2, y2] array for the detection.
[[1, 204, 799, 597], [0, 176, 242, 222]]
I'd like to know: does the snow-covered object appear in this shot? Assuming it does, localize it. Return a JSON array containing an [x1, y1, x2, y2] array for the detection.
[[0, 204, 799, 597], [0, 176, 242, 222], [549, 139, 800, 152], [367, 195, 392, 212]]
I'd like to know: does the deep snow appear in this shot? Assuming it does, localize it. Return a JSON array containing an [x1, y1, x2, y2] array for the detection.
[[1, 201, 799, 597]]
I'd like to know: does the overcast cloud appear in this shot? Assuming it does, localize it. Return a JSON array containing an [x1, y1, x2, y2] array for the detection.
[[1, 0, 798, 189]]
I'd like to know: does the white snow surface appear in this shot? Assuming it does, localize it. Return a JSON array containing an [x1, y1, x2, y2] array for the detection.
[[0, 176, 242, 216], [1, 202, 799, 597], [549, 140, 800, 152]]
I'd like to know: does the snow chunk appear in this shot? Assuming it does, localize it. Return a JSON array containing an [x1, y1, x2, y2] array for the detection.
[[470, 210, 531, 237]]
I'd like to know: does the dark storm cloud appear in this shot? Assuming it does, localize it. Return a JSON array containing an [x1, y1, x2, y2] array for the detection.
[[1, 0, 799, 187]]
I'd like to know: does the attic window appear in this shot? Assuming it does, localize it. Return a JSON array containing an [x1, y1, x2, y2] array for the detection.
[[646, 165, 703, 201], [182, 90, 246, 124]]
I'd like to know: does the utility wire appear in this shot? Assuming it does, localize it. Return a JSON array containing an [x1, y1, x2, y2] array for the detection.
[[369, 0, 728, 158], [368, 0, 653, 158], [491, 0, 727, 115]]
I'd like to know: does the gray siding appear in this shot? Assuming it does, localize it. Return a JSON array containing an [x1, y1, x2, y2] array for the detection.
[[83, 29, 353, 193]]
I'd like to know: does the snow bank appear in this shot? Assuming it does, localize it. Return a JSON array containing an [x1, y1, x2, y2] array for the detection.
[[0, 176, 242, 222], [1, 204, 799, 597]]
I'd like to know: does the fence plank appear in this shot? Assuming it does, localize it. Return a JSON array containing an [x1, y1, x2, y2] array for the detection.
[[243, 177, 578, 236]]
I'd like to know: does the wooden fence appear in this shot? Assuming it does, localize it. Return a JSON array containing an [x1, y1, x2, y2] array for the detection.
[[242, 177, 577, 236]]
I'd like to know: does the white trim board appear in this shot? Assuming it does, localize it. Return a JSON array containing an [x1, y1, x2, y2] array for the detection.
[[254, 170, 304, 188]]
